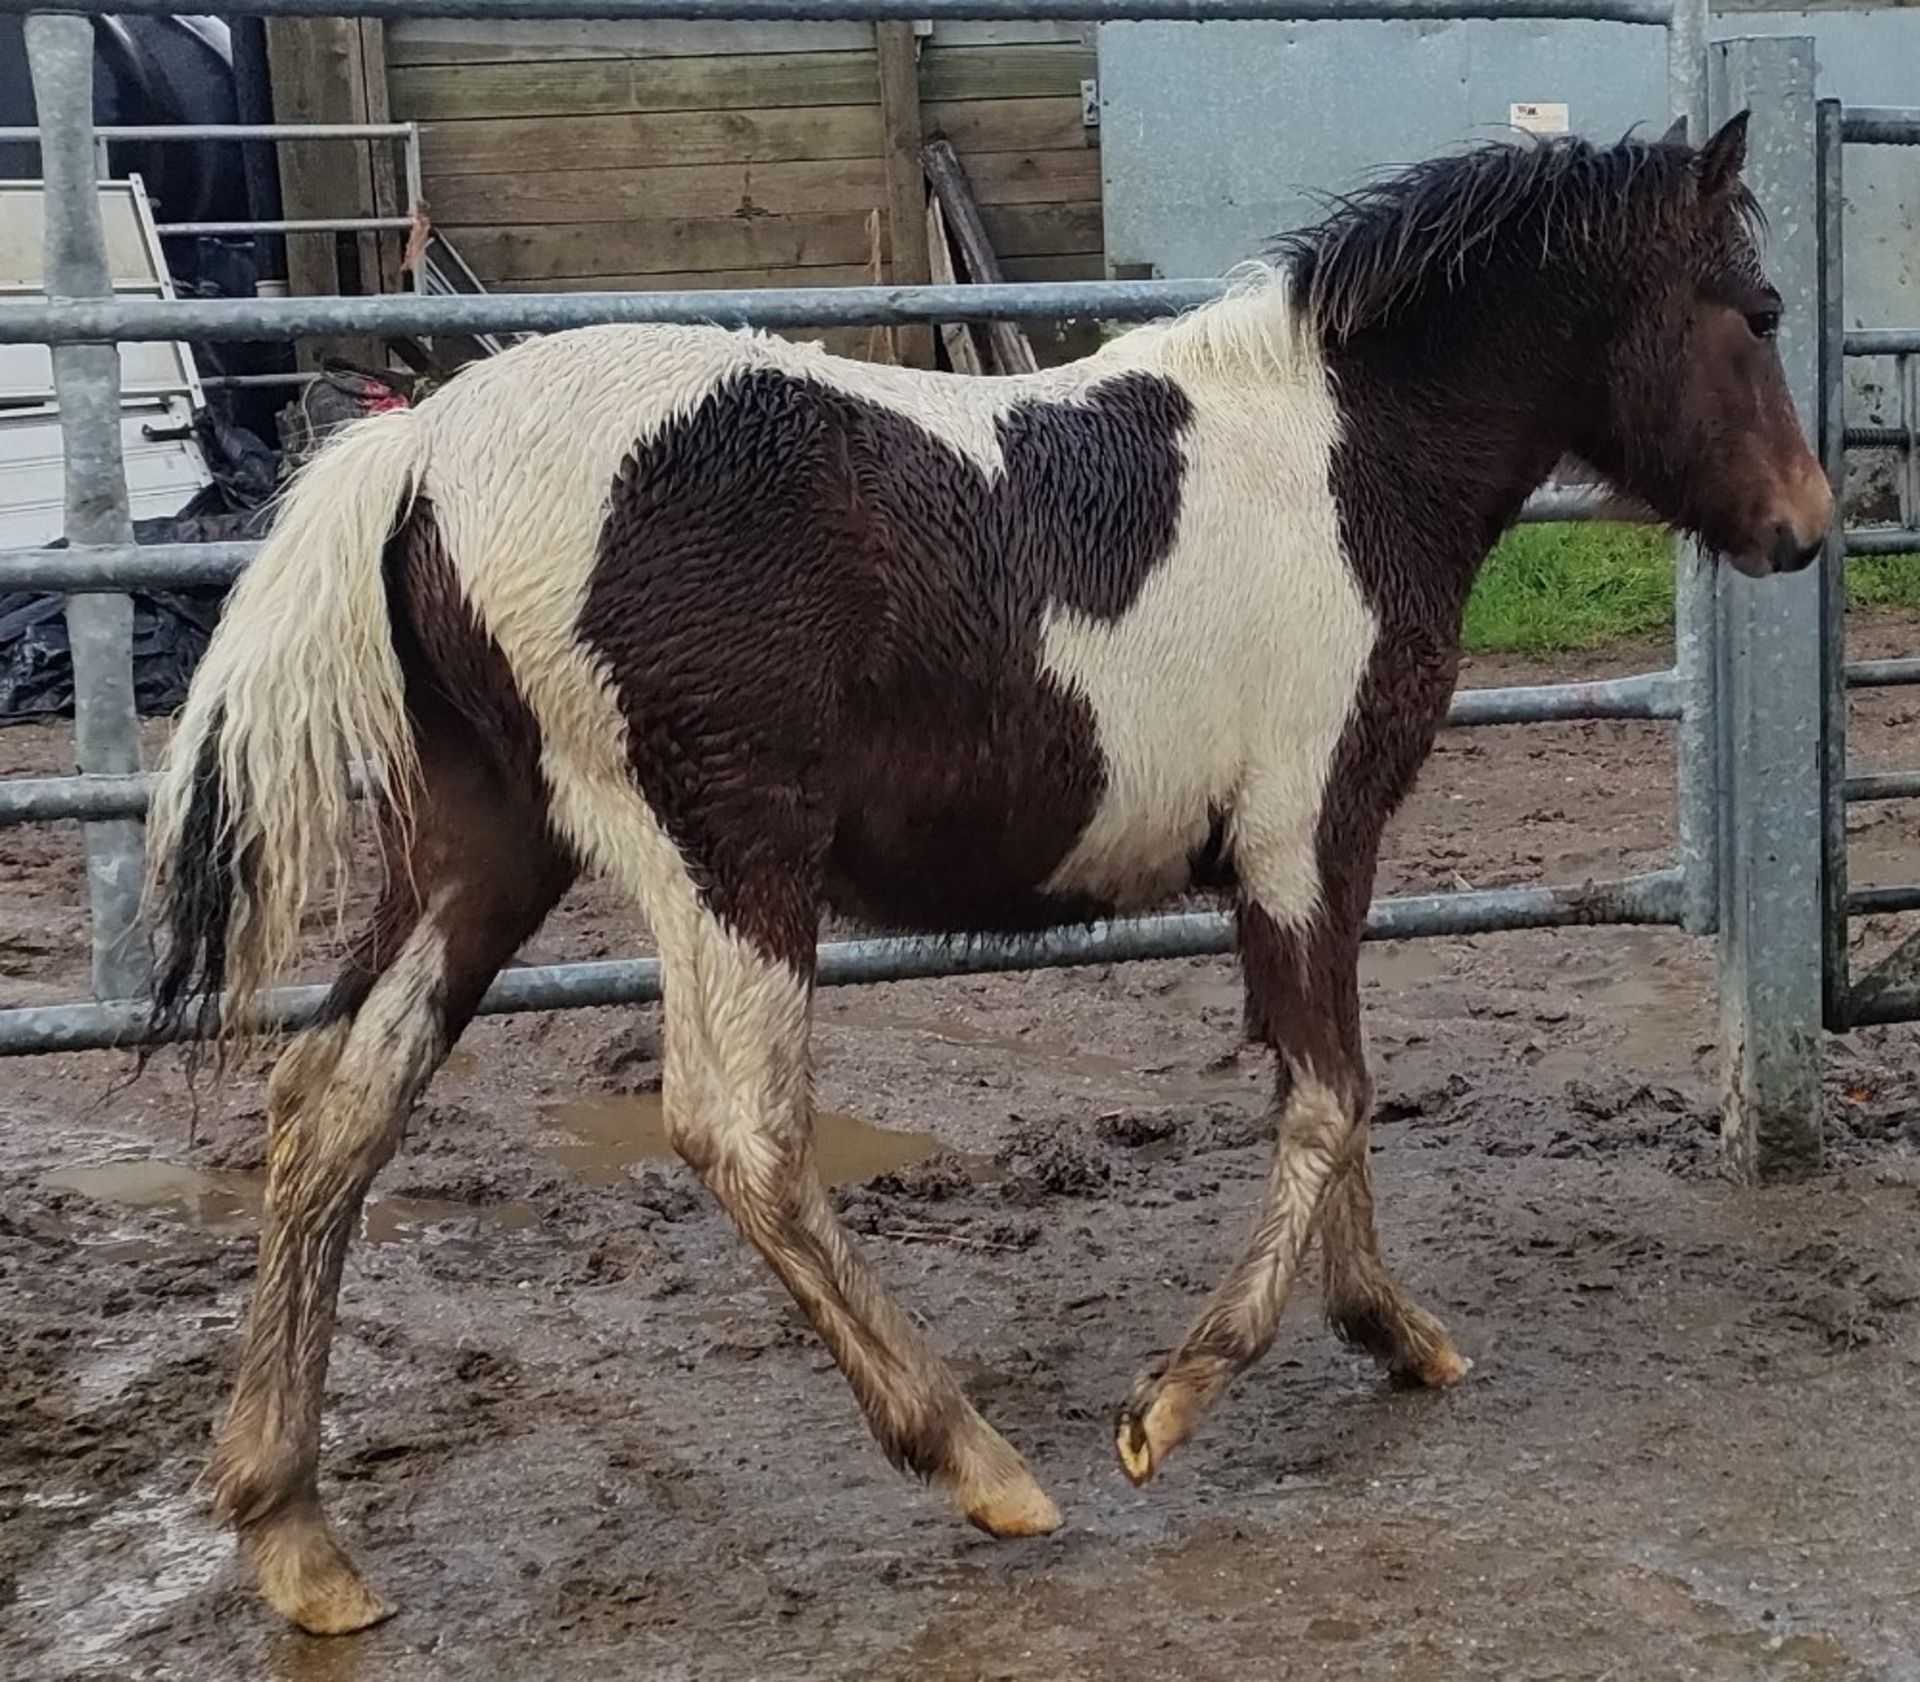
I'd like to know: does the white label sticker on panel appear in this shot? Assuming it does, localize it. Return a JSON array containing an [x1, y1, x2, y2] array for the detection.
[[1510, 102, 1570, 136]]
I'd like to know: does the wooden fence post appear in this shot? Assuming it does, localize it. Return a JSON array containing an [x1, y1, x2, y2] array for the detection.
[[874, 20, 933, 368]]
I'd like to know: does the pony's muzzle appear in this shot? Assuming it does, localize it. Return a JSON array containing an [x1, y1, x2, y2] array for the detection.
[[1732, 463, 1832, 577]]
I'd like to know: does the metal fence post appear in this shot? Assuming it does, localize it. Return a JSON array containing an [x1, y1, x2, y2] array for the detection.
[[1817, 97, 1851, 1030], [1668, 0, 1715, 935], [24, 12, 152, 1002], [1712, 35, 1825, 1180]]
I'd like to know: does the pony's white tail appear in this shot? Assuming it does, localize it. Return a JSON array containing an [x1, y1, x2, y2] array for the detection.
[[145, 405, 429, 1043]]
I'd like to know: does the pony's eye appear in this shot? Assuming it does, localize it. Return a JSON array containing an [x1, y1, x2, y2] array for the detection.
[[1746, 307, 1781, 340]]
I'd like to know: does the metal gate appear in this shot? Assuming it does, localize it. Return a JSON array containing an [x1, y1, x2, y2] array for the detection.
[[0, 0, 1852, 1182], [1819, 99, 1920, 1032]]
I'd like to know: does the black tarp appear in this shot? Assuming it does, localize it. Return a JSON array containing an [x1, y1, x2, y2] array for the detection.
[[0, 409, 276, 723]]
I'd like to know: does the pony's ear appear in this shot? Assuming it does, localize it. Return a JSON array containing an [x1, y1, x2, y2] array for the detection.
[[1660, 114, 1688, 146], [1697, 110, 1750, 196]]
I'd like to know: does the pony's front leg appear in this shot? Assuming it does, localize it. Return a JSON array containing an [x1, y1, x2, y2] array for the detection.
[[659, 901, 1060, 1541], [1115, 888, 1461, 1483]]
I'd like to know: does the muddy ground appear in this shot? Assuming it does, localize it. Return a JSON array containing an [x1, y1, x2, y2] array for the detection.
[[8, 624, 1920, 1681]]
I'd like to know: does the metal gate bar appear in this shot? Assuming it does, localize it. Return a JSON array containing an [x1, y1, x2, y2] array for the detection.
[[0, 871, 1685, 1056]]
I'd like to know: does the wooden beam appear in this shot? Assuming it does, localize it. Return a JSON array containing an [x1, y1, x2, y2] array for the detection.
[[925, 194, 984, 376], [417, 97, 1088, 179], [266, 16, 390, 367], [875, 20, 931, 368], [922, 137, 1037, 375], [389, 43, 1091, 122]]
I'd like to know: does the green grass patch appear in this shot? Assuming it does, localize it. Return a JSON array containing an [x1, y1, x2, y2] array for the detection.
[[1463, 526, 1920, 655], [1846, 551, 1920, 611], [1464, 524, 1676, 654]]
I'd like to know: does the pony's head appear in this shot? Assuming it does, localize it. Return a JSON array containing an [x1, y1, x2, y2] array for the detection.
[[1578, 112, 1831, 577], [1281, 114, 1833, 578]]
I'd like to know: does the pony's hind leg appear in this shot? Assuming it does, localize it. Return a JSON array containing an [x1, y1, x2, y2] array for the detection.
[[654, 889, 1059, 1539], [1115, 889, 1465, 1484], [207, 705, 572, 1635], [1319, 1132, 1469, 1387]]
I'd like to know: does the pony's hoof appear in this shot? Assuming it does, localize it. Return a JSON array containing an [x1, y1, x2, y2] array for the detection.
[[951, 1430, 1063, 1538], [243, 1509, 398, 1635], [1114, 1386, 1191, 1487], [1397, 1344, 1473, 1390], [965, 1477, 1063, 1538], [281, 1578, 397, 1638]]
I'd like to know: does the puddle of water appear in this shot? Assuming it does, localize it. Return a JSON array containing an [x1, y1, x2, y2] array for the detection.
[[544, 1091, 940, 1188], [42, 1158, 538, 1246], [1697, 1629, 1858, 1677], [45, 1159, 257, 1237]]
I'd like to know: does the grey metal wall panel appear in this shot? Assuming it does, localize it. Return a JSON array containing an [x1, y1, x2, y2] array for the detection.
[[1098, 18, 1664, 279]]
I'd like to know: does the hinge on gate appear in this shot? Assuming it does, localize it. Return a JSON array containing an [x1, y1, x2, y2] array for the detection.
[[1081, 77, 1100, 129]]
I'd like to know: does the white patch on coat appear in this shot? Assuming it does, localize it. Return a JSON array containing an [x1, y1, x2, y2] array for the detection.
[[1040, 311, 1376, 929]]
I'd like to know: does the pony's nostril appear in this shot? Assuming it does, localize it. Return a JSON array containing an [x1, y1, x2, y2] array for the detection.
[[1766, 521, 1821, 574]]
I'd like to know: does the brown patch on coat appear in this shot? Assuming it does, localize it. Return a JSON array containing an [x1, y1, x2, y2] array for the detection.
[[317, 505, 575, 1031], [576, 368, 1194, 966]]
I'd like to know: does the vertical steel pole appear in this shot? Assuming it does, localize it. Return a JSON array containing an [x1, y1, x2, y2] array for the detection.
[[1817, 98, 1852, 1029], [1712, 36, 1825, 1180], [1902, 353, 1920, 533], [1668, 0, 1717, 935], [25, 12, 151, 1003], [404, 123, 426, 297]]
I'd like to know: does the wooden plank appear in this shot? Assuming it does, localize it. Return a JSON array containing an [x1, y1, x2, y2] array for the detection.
[[922, 137, 1035, 375], [436, 201, 1104, 285], [390, 44, 1092, 122], [420, 105, 884, 175], [1001, 252, 1104, 284], [875, 21, 931, 367], [417, 98, 1088, 180], [267, 17, 387, 366], [425, 150, 1097, 226], [389, 18, 875, 64], [923, 21, 1093, 48], [358, 20, 404, 296], [925, 195, 985, 376], [965, 148, 1101, 206], [862, 207, 895, 364], [979, 200, 1103, 259], [486, 253, 1103, 294], [922, 96, 1092, 155], [440, 213, 885, 282], [390, 52, 880, 121], [491, 263, 879, 292], [919, 45, 1094, 102]]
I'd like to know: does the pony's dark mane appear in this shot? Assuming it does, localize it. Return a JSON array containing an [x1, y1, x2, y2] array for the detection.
[[1274, 130, 1762, 342]]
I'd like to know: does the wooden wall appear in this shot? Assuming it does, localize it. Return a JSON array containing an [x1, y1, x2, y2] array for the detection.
[[382, 18, 1103, 360]]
